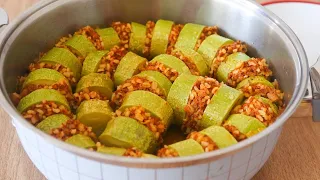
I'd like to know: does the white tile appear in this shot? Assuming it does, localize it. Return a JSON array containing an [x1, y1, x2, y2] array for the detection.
[[28, 143, 42, 166], [102, 164, 127, 180], [183, 163, 208, 180], [247, 153, 263, 173], [78, 157, 102, 179], [251, 136, 267, 158], [46, 170, 60, 180], [38, 136, 56, 160], [42, 155, 60, 178], [80, 175, 99, 180], [229, 164, 247, 180], [60, 166, 79, 180], [24, 127, 39, 148], [129, 168, 155, 180], [231, 146, 251, 169], [56, 148, 78, 171], [244, 168, 259, 180], [157, 167, 182, 180], [209, 156, 231, 177], [34, 160, 46, 176], [209, 172, 228, 180]]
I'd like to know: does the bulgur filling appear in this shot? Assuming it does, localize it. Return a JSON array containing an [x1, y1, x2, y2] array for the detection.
[[75, 26, 104, 50], [144, 61, 179, 82], [111, 22, 131, 49], [171, 50, 200, 76], [123, 147, 144, 157], [97, 45, 128, 79], [29, 62, 77, 84], [240, 83, 284, 106], [233, 96, 277, 126], [50, 119, 97, 141], [111, 76, 165, 106], [183, 77, 220, 132], [187, 131, 219, 152], [22, 101, 73, 125], [72, 88, 108, 108], [157, 145, 179, 157], [115, 106, 165, 141], [143, 21, 156, 57], [194, 26, 219, 50], [14, 80, 73, 104], [166, 24, 184, 54], [55, 35, 85, 63], [210, 41, 247, 76], [227, 58, 272, 87], [223, 124, 247, 141]]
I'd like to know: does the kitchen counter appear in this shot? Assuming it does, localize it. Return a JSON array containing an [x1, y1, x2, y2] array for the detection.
[[0, 0, 319, 179]]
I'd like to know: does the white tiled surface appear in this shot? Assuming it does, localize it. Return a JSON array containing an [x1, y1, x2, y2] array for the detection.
[[13, 118, 282, 180]]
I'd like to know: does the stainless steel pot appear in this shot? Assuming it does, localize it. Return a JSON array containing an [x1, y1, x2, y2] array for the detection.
[[0, 0, 308, 179]]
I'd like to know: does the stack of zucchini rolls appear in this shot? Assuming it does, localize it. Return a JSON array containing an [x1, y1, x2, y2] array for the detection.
[[12, 19, 283, 158]]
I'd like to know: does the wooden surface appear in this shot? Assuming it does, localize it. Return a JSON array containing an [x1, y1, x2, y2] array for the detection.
[[0, 0, 319, 180]]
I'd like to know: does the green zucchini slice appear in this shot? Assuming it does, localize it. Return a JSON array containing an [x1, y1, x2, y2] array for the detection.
[[99, 116, 158, 153], [135, 70, 172, 97], [129, 22, 147, 55], [175, 23, 205, 50], [36, 114, 69, 134], [169, 139, 204, 157], [96, 28, 120, 50], [216, 52, 250, 83], [256, 96, 279, 115], [173, 47, 209, 76], [97, 146, 126, 156], [167, 74, 199, 125], [151, 54, 191, 75], [81, 50, 109, 77], [114, 52, 147, 86], [150, 19, 174, 57], [199, 84, 244, 128], [22, 68, 71, 91], [200, 126, 237, 148], [65, 134, 96, 149], [236, 76, 274, 89], [39, 47, 82, 81], [76, 99, 113, 135], [119, 90, 173, 127], [17, 89, 70, 113], [65, 34, 97, 58], [224, 114, 266, 137], [76, 73, 114, 100], [197, 34, 234, 66]]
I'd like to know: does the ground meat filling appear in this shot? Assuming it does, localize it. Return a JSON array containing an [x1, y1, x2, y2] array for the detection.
[[233, 96, 277, 126], [194, 26, 219, 50], [97, 45, 128, 79], [55, 35, 85, 63], [144, 61, 179, 82], [13, 80, 73, 104], [72, 88, 108, 108], [123, 147, 144, 157], [50, 119, 97, 141], [111, 22, 131, 49], [29, 62, 77, 85], [240, 83, 284, 106], [75, 26, 104, 50], [111, 76, 165, 106], [187, 131, 219, 152], [171, 50, 200, 76], [227, 58, 272, 87], [157, 146, 179, 158], [223, 124, 247, 141], [115, 106, 165, 141], [183, 77, 220, 132], [143, 21, 155, 57], [166, 24, 184, 54], [211, 41, 247, 76], [22, 101, 73, 125]]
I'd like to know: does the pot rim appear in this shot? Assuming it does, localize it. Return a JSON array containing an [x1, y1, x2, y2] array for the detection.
[[0, 0, 308, 168]]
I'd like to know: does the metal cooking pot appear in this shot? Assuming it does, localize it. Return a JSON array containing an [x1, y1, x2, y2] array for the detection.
[[0, 0, 308, 179]]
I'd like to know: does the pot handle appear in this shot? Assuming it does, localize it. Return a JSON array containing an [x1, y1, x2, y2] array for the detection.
[[0, 8, 8, 33], [310, 55, 320, 121]]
